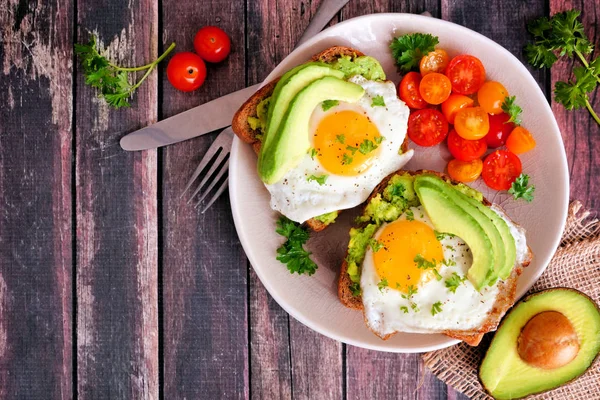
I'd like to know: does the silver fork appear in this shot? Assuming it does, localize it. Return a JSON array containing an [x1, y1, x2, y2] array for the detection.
[[183, 0, 351, 212]]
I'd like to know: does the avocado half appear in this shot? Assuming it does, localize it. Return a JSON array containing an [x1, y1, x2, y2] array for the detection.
[[479, 288, 600, 399]]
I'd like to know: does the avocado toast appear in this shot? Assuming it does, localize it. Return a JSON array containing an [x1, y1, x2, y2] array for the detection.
[[232, 46, 410, 231], [338, 170, 533, 346]]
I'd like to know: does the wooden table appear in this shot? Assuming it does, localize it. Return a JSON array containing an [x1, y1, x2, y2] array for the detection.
[[0, 0, 598, 398]]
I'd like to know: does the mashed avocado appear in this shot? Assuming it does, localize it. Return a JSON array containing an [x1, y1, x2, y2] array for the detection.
[[247, 96, 271, 137], [330, 55, 386, 81], [455, 183, 483, 202], [314, 211, 338, 225]]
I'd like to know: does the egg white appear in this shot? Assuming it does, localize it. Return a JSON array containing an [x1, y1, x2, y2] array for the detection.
[[361, 205, 529, 337], [265, 76, 413, 223]]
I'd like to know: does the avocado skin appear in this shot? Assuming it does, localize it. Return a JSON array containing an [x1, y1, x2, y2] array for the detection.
[[479, 288, 600, 399]]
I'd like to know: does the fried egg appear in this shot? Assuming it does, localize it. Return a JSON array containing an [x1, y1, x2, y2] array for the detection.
[[361, 205, 528, 337], [265, 75, 413, 223]]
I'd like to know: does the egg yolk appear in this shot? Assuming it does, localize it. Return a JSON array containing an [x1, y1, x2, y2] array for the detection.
[[313, 110, 382, 176], [372, 219, 444, 293]]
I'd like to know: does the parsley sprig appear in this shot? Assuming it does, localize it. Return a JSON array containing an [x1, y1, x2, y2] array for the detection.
[[390, 33, 439, 72], [75, 35, 176, 108], [525, 10, 600, 125], [275, 217, 317, 275], [509, 173, 535, 202], [501, 96, 523, 125]]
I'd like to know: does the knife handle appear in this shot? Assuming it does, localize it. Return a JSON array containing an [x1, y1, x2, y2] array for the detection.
[[295, 0, 351, 47]]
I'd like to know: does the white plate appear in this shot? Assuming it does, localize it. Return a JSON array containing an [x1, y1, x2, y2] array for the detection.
[[229, 13, 569, 353]]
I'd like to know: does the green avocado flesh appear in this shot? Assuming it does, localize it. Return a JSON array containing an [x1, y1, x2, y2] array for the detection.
[[258, 76, 364, 184], [314, 211, 338, 225], [413, 176, 494, 290], [329, 55, 386, 81], [480, 289, 600, 399], [247, 96, 271, 133]]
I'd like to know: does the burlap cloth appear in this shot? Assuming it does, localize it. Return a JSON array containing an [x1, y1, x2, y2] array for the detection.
[[423, 201, 600, 399]]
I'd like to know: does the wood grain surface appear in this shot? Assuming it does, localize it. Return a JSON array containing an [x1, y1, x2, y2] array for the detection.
[[0, 0, 599, 398]]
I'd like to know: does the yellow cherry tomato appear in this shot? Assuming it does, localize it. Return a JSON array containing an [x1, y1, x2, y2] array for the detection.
[[477, 81, 508, 115], [447, 158, 484, 183], [419, 49, 450, 76], [454, 106, 490, 140]]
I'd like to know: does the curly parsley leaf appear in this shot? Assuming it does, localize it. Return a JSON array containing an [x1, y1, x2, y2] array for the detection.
[[307, 174, 328, 186], [390, 33, 439, 73], [371, 95, 386, 107], [359, 139, 378, 155], [501, 96, 523, 125], [431, 301, 443, 316], [275, 217, 317, 275], [322, 99, 339, 111], [445, 272, 466, 293], [508, 173, 535, 202]]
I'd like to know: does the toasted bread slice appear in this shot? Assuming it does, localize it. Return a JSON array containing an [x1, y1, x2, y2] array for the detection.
[[338, 170, 533, 346], [231, 46, 408, 232]]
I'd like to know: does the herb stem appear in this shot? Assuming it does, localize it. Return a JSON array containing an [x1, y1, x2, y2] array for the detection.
[[109, 42, 176, 72], [574, 49, 600, 84], [584, 98, 600, 125]]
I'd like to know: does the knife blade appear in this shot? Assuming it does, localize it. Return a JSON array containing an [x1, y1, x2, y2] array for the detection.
[[120, 0, 350, 151]]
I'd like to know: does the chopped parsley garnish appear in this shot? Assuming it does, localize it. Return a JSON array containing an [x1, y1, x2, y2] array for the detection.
[[378, 277, 389, 292], [309, 148, 318, 160], [405, 209, 414, 221], [445, 272, 467, 293], [322, 99, 339, 111], [346, 145, 358, 155], [307, 174, 328, 185], [350, 282, 361, 296], [275, 216, 317, 275], [401, 285, 418, 298], [434, 231, 456, 241], [359, 139, 378, 155], [371, 95, 386, 107], [336, 134, 346, 144], [410, 302, 420, 312], [374, 136, 385, 144], [342, 153, 353, 165], [390, 33, 439, 73], [400, 306, 409, 314], [501, 96, 523, 125], [509, 173, 535, 202], [414, 254, 442, 281], [368, 238, 385, 252], [442, 258, 457, 267], [431, 301, 443, 316]]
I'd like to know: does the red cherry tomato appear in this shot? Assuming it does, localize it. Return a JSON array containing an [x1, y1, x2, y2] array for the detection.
[[445, 55, 486, 95], [482, 150, 523, 190], [485, 113, 514, 148], [447, 129, 487, 162], [407, 109, 449, 147], [193, 26, 231, 63], [167, 52, 207, 92], [399, 72, 427, 109]]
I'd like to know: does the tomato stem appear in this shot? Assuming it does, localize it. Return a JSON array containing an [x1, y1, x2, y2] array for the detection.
[[110, 42, 176, 71], [584, 98, 600, 126]]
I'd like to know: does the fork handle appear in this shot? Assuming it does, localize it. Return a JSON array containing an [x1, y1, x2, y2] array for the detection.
[[295, 0, 351, 48]]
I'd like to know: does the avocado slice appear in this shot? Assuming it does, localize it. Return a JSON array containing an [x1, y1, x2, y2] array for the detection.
[[258, 76, 365, 184], [413, 179, 494, 290], [480, 288, 600, 399], [415, 174, 517, 284], [262, 63, 345, 152]]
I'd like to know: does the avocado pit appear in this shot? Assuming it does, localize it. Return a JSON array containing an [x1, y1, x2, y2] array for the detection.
[[517, 311, 580, 369]]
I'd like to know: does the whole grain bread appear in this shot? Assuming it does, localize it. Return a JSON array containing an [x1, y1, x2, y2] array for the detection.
[[337, 169, 533, 346], [231, 46, 408, 232]]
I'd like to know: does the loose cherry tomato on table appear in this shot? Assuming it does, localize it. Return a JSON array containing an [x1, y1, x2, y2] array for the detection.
[[482, 150, 522, 190], [478, 81, 508, 114], [407, 109, 449, 146], [441, 94, 474, 124], [454, 106, 490, 140], [485, 113, 514, 148], [167, 52, 207, 92], [506, 126, 537, 154], [419, 49, 450, 75], [447, 129, 487, 161], [194, 26, 231, 63], [399, 72, 427, 109], [445, 55, 486, 95], [419, 73, 452, 105], [447, 158, 483, 183]]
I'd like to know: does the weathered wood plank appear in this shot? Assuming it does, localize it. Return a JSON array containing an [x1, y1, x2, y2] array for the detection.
[[160, 0, 248, 398], [549, 1, 600, 212], [75, 0, 159, 397], [0, 0, 73, 398], [246, 1, 344, 398]]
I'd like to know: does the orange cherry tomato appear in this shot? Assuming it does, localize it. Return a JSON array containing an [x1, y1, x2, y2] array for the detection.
[[419, 49, 450, 76], [447, 158, 483, 183], [506, 126, 537, 154], [441, 94, 475, 124], [398, 72, 427, 109], [445, 55, 486, 95], [454, 106, 490, 140], [419, 73, 452, 105], [477, 81, 508, 115]]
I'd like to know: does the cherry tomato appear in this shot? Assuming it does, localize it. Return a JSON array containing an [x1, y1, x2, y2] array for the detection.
[[447, 129, 487, 162], [478, 81, 508, 115], [485, 113, 514, 148], [506, 126, 537, 154], [407, 109, 449, 147], [419, 49, 450, 76], [399, 72, 427, 109], [482, 150, 522, 190], [454, 106, 490, 140], [441, 94, 475, 124], [447, 158, 483, 183], [419, 73, 452, 105], [445, 55, 486, 95], [167, 52, 207, 92], [194, 26, 231, 63]]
